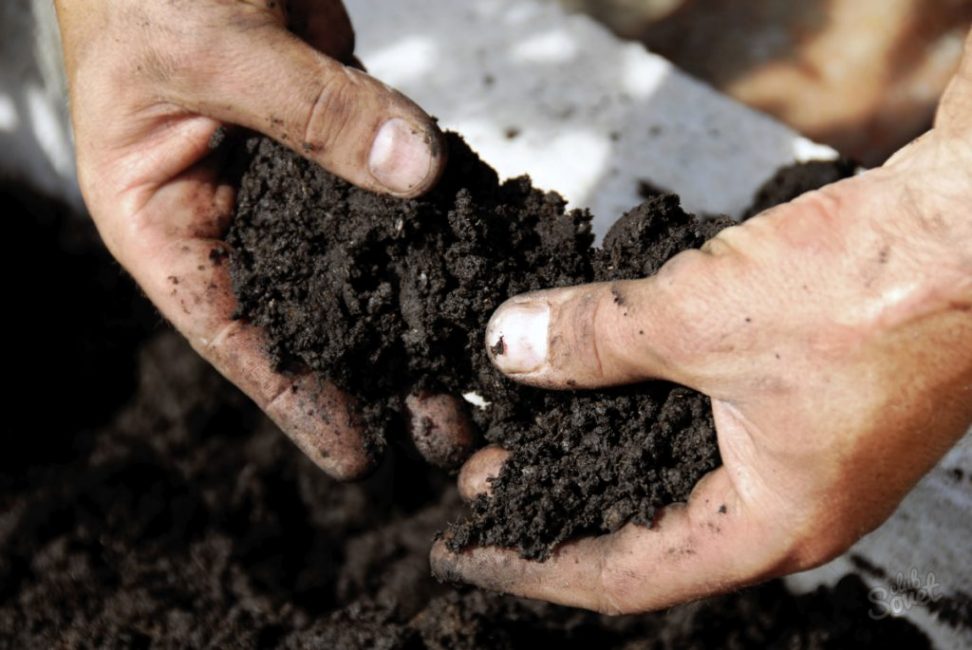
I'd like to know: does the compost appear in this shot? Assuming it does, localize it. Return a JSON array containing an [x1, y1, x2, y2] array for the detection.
[[0, 151, 937, 647]]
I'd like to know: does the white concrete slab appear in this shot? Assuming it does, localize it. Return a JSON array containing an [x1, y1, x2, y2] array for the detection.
[[347, 0, 837, 237], [0, 0, 80, 208]]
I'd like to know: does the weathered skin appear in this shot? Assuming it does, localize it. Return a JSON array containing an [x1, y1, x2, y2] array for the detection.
[[54, 0, 470, 479], [434, 32, 972, 615]]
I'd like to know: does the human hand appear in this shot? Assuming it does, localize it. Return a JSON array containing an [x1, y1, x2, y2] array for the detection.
[[55, 0, 471, 478], [431, 36, 972, 613]]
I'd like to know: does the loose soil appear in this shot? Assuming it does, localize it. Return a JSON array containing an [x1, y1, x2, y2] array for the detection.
[[744, 158, 857, 218], [228, 133, 728, 558], [0, 155, 940, 647]]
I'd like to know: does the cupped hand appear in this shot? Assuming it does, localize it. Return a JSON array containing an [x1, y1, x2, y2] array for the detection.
[[432, 35, 972, 613], [56, 0, 472, 478]]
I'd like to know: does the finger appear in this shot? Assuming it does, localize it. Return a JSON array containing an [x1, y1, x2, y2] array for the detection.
[[484, 264, 721, 390], [432, 467, 794, 614], [115, 163, 378, 480], [405, 393, 477, 469], [169, 16, 445, 198], [457, 445, 509, 501]]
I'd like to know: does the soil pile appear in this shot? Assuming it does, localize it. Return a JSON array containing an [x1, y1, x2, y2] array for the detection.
[[228, 134, 727, 557], [0, 159, 937, 648]]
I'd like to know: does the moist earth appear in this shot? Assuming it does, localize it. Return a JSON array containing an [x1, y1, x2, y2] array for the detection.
[[743, 158, 857, 218], [228, 133, 728, 558], [0, 159, 940, 647]]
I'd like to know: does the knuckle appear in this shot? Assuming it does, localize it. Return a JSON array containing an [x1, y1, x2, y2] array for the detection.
[[302, 68, 360, 155], [792, 184, 844, 217], [546, 286, 604, 381], [699, 223, 746, 257], [647, 252, 729, 370]]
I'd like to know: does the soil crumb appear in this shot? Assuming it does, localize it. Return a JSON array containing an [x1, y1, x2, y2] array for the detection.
[[449, 195, 731, 558], [744, 158, 857, 219]]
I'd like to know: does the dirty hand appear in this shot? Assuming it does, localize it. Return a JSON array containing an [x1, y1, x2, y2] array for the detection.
[[432, 36, 972, 613], [56, 0, 468, 479]]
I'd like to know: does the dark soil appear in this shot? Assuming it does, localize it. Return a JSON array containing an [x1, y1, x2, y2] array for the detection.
[[228, 133, 728, 558], [0, 176, 943, 648], [227, 132, 595, 454], [448, 195, 730, 558], [744, 158, 857, 218]]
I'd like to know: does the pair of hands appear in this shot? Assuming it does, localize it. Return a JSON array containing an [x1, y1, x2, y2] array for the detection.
[[57, 0, 972, 614]]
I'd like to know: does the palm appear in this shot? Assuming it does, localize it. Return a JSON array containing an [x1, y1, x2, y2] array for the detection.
[[60, 0, 455, 478]]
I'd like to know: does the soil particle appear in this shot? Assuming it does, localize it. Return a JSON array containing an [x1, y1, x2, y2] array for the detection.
[[637, 178, 670, 199]]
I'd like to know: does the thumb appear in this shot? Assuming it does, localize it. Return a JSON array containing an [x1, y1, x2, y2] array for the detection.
[[485, 253, 724, 390], [172, 21, 444, 198]]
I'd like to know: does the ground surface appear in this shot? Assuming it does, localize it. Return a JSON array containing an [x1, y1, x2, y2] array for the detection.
[[0, 157, 939, 647]]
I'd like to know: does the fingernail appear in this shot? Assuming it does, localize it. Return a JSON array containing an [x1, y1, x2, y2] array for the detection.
[[458, 445, 509, 501], [405, 393, 476, 470], [485, 301, 549, 374], [369, 118, 435, 194], [430, 540, 463, 583]]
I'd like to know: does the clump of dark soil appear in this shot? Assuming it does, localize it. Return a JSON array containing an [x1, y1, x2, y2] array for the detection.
[[448, 196, 730, 558], [228, 133, 727, 558], [228, 132, 595, 451], [0, 179, 941, 648], [744, 158, 857, 218]]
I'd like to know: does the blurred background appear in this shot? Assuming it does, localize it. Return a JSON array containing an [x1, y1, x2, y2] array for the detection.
[[560, 0, 972, 166]]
